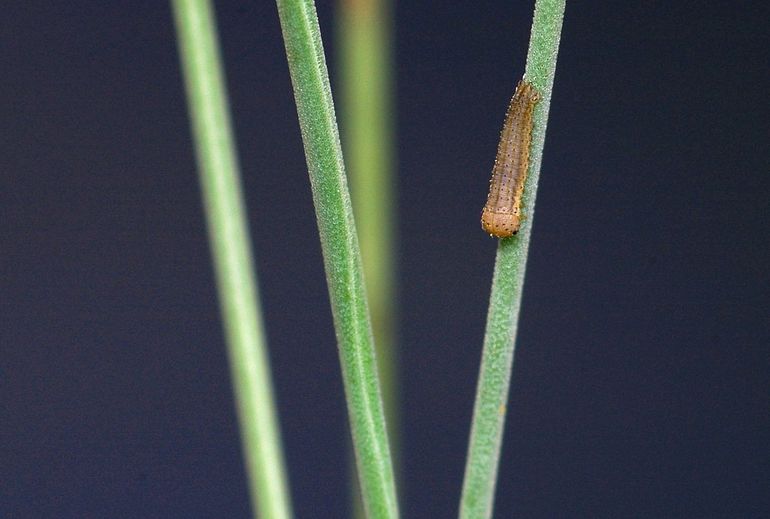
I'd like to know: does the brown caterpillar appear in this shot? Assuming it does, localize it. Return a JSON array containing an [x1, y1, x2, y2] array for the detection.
[[481, 79, 540, 238]]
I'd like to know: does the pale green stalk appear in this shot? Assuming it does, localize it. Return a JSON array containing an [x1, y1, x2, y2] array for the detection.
[[171, 1, 293, 517], [337, 0, 399, 515], [459, 1, 567, 518], [274, 0, 399, 517]]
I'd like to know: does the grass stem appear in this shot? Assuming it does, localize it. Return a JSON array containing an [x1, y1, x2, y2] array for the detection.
[[275, 0, 400, 517], [337, 0, 399, 515], [172, 1, 294, 517], [459, 1, 567, 517]]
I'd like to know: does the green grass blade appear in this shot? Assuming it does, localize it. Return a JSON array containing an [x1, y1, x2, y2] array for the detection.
[[274, 0, 400, 517], [337, 0, 399, 515], [459, 1, 567, 518], [171, 1, 293, 517], [338, 0, 398, 419]]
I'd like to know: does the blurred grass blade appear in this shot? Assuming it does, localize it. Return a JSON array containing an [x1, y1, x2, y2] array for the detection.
[[171, 1, 293, 517], [274, 0, 399, 517], [459, 1, 566, 518], [337, 0, 399, 515]]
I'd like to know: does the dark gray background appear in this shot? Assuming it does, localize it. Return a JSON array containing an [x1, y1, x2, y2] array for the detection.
[[2, 1, 769, 517]]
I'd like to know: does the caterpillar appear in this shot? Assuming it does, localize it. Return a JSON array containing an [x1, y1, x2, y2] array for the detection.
[[481, 79, 540, 238]]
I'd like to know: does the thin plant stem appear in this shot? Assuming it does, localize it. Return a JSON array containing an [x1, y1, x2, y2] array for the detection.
[[337, 0, 399, 515], [171, 1, 293, 517], [274, 0, 399, 517], [459, 1, 567, 518]]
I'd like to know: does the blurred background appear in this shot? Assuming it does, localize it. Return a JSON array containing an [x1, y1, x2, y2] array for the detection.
[[2, 1, 768, 517]]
